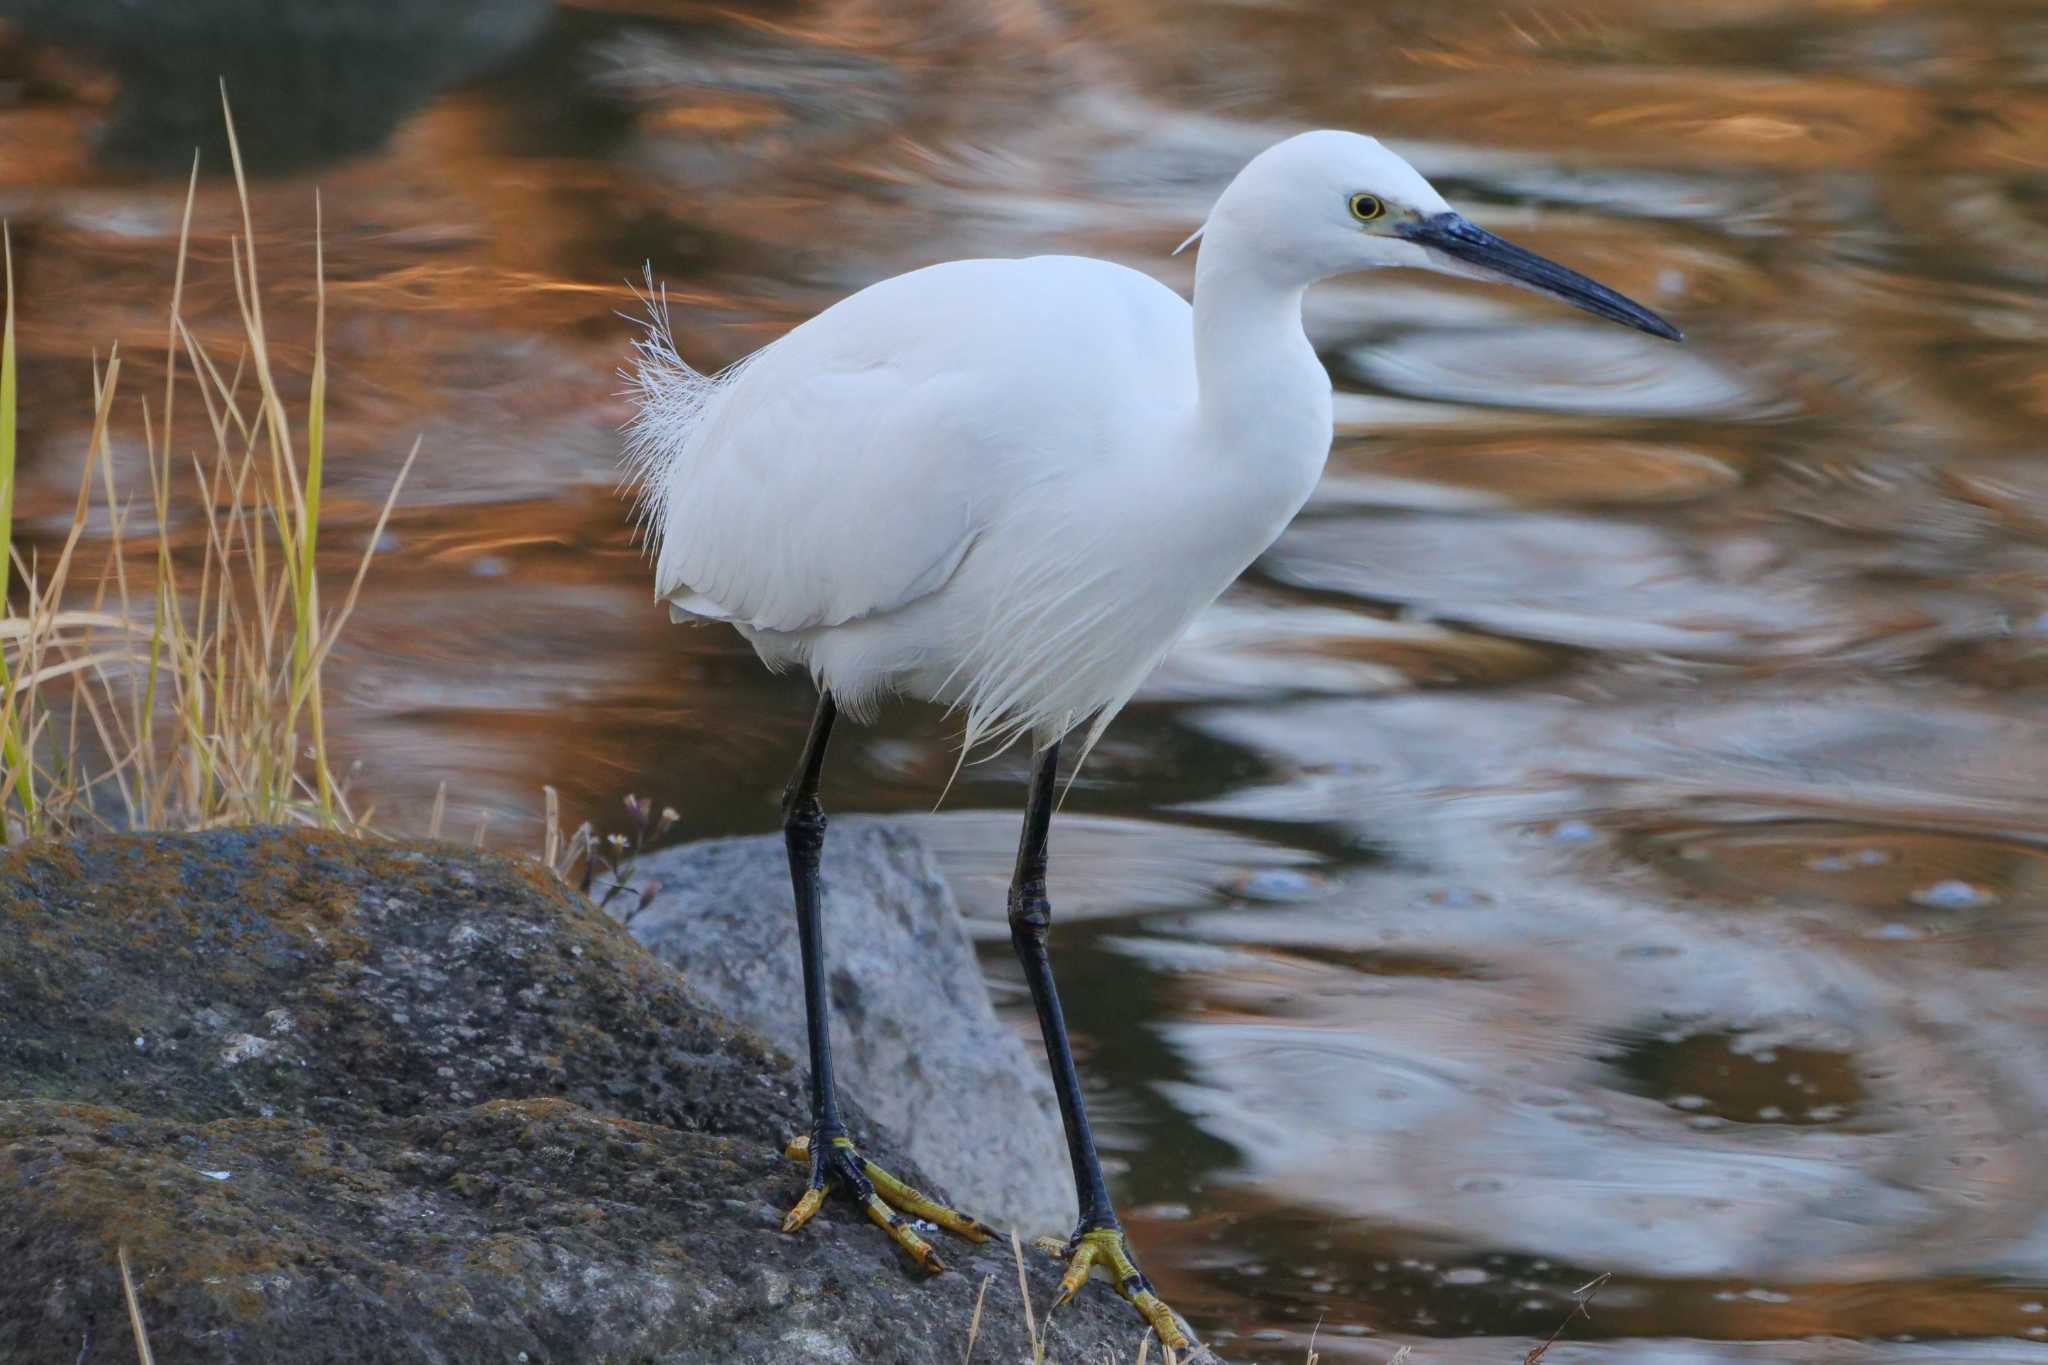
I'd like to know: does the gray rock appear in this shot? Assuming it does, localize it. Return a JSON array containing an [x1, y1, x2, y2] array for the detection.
[[612, 821, 1075, 1239], [0, 829, 1192, 1365]]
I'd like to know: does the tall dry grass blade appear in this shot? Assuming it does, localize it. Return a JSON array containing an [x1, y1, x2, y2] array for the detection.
[[429, 780, 448, 839], [116, 1245, 157, 1365], [1011, 1231, 1046, 1365], [963, 1272, 993, 1365], [137, 153, 202, 817], [87, 355, 143, 825]]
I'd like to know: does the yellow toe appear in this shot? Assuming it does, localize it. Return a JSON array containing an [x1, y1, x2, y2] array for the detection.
[[781, 1183, 826, 1234]]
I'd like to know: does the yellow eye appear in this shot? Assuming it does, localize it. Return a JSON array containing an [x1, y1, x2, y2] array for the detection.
[[1348, 193, 1385, 222]]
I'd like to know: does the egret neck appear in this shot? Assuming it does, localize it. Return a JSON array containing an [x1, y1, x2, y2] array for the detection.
[[1189, 227, 1334, 506]]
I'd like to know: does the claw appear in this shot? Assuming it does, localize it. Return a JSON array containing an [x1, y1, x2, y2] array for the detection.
[[862, 1192, 945, 1272], [1054, 1237, 1099, 1308], [1050, 1226, 1190, 1351], [782, 1183, 827, 1234], [776, 1129, 987, 1273], [862, 1158, 994, 1242]]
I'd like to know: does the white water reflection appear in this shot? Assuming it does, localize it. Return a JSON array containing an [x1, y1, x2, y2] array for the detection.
[[1346, 324, 1763, 418]]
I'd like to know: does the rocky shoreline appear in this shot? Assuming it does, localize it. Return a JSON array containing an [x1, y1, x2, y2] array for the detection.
[[0, 827, 1166, 1363]]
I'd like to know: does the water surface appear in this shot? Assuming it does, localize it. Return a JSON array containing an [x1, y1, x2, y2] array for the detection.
[[7, 0, 2048, 1356]]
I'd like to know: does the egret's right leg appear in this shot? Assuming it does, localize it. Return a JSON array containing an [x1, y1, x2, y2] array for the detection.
[[1008, 741, 1191, 1350], [775, 689, 993, 1269]]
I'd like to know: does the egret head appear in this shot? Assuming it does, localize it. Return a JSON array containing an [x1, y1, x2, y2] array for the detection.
[[1189, 130, 1680, 341]]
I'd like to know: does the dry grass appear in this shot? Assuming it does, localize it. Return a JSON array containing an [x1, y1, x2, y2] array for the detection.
[[116, 1245, 156, 1365], [0, 92, 415, 842]]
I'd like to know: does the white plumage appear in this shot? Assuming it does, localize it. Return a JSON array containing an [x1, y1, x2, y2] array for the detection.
[[624, 130, 1678, 764]]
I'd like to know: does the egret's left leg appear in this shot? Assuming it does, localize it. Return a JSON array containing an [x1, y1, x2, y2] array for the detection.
[[1008, 741, 1191, 1351], [776, 689, 994, 1269]]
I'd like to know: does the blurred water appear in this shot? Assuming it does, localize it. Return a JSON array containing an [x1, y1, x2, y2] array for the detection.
[[7, 0, 2048, 1356]]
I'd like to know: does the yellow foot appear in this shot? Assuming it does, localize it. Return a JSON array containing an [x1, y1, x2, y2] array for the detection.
[[1037, 1225, 1190, 1351], [781, 1133, 993, 1273]]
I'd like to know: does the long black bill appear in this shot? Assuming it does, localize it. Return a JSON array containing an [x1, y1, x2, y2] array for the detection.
[[1397, 212, 1682, 342]]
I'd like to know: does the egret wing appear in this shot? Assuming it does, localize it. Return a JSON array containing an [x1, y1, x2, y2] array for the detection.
[[634, 339, 1003, 634], [627, 255, 1191, 637]]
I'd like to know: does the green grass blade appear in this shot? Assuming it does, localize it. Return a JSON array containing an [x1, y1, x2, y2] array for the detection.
[[301, 192, 331, 819], [0, 222, 36, 836]]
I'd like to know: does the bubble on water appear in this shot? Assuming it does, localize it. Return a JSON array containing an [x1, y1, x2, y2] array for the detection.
[[1670, 1094, 1709, 1111], [1550, 819, 1598, 845], [1869, 922, 1923, 941], [1443, 1267, 1491, 1286], [1231, 867, 1327, 903], [1910, 879, 1997, 910], [2023, 1302, 2044, 1314], [1743, 1288, 1793, 1303]]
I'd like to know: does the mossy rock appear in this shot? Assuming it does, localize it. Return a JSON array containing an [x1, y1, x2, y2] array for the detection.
[[0, 829, 1151, 1363]]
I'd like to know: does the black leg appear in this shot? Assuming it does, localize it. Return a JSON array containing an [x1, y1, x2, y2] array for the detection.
[[1007, 739, 1119, 1227], [782, 689, 845, 1140], [775, 689, 993, 1269], [1009, 741, 1187, 1346]]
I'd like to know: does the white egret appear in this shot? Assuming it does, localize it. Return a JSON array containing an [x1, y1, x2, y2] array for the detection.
[[624, 129, 1679, 1349]]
